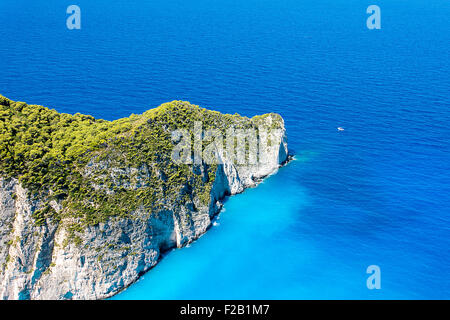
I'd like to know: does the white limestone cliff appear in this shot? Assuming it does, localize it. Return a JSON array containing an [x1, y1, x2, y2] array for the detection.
[[0, 116, 288, 300]]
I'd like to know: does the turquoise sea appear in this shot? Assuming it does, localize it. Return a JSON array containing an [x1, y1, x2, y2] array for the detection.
[[0, 0, 449, 299]]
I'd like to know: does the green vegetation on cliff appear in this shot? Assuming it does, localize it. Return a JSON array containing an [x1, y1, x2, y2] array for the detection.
[[0, 95, 283, 232]]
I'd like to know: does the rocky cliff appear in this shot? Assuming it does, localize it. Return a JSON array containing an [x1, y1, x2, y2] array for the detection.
[[0, 95, 288, 299]]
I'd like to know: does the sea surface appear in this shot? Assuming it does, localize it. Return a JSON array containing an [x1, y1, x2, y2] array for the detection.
[[1, 0, 449, 299]]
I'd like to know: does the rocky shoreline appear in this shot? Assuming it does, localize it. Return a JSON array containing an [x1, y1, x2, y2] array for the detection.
[[0, 97, 289, 300]]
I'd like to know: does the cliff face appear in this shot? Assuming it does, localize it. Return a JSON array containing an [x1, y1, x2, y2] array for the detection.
[[0, 96, 288, 300]]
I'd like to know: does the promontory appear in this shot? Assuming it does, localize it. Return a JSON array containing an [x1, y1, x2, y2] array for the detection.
[[0, 95, 288, 299]]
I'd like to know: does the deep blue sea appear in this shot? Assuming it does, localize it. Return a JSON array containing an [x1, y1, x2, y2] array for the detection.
[[1, 0, 449, 299]]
